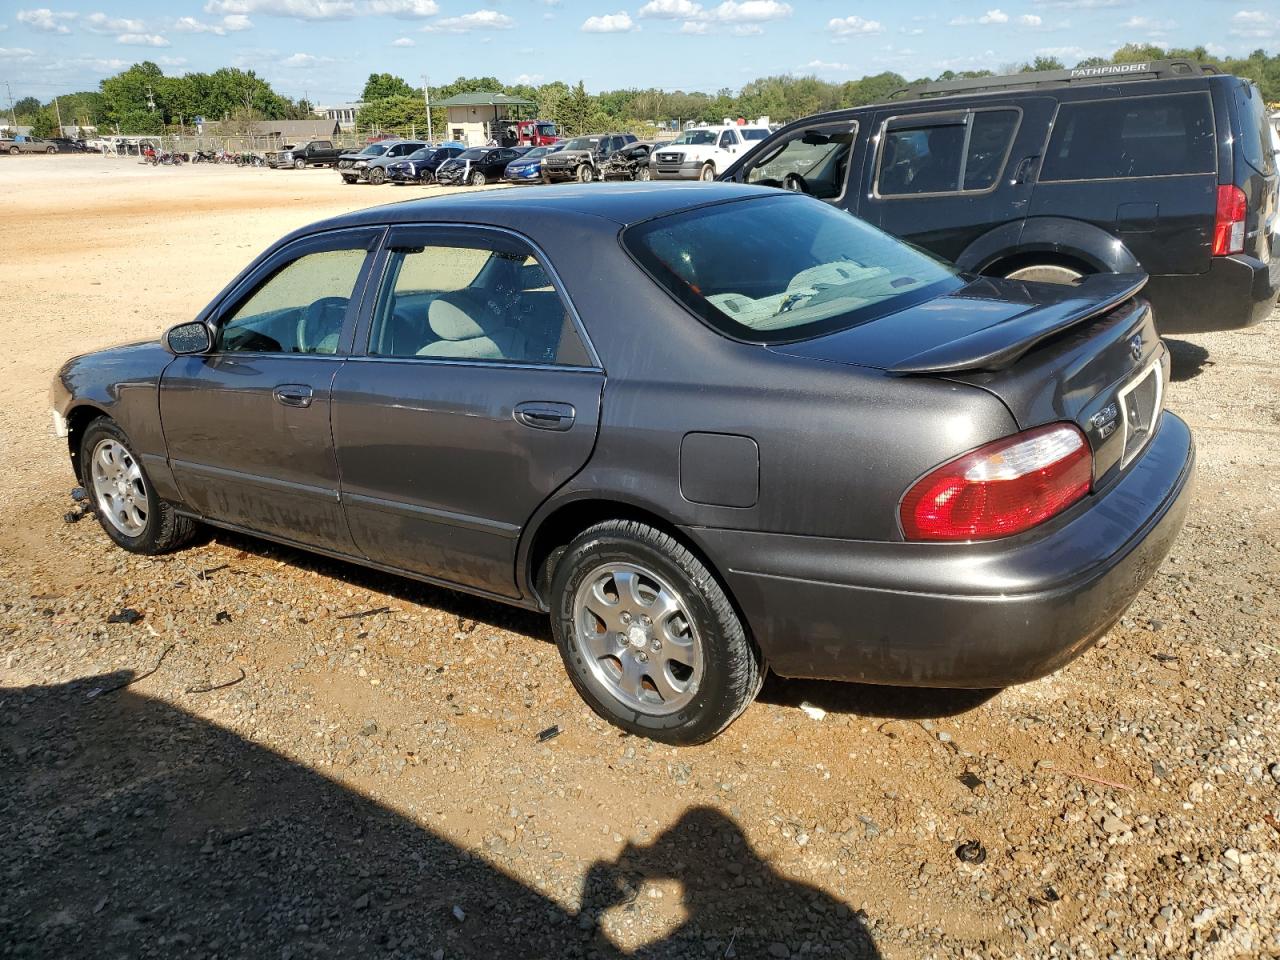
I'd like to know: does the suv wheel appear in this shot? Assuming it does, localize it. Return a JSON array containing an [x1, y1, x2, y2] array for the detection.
[[294, 157, 307, 170], [698, 162, 716, 182], [576, 164, 594, 184], [550, 520, 763, 744], [367, 166, 386, 185], [1004, 263, 1084, 284], [81, 418, 199, 555], [8, 146, 18, 155]]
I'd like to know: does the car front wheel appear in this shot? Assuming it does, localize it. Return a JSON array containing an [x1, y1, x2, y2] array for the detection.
[[698, 162, 716, 182], [636, 165, 652, 181], [469, 170, 486, 187], [576, 164, 594, 184], [294, 158, 307, 170], [367, 167, 386, 185], [8, 146, 18, 155], [551, 520, 763, 744], [80, 418, 199, 555]]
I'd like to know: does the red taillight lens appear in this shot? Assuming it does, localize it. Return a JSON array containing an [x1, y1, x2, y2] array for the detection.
[[1213, 184, 1247, 256], [900, 424, 1093, 541]]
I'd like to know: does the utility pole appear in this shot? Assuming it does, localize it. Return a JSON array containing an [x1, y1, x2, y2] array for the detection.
[[53, 95, 63, 135], [145, 84, 156, 112], [422, 74, 433, 143], [3, 81, 15, 136]]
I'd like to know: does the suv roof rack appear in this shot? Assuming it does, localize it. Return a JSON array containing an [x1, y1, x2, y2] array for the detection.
[[889, 59, 1221, 101]]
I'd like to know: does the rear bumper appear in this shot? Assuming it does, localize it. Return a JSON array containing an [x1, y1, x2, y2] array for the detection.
[[1144, 254, 1277, 333], [689, 413, 1195, 688]]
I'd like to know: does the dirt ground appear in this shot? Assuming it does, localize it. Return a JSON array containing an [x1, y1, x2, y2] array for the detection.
[[2, 155, 1279, 960]]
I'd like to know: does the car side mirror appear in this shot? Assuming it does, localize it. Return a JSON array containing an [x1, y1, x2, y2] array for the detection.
[[165, 321, 213, 355]]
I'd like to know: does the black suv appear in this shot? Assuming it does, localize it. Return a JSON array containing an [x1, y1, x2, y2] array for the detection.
[[541, 133, 638, 183], [722, 60, 1279, 333]]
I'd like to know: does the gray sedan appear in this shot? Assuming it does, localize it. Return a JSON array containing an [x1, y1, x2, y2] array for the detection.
[[50, 184, 1194, 743]]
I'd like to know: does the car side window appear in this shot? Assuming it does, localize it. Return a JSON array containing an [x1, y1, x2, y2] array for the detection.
[[1041, 92, 1216, 181], [215, 247, 368, 355], [719, 131, 736, 149], [743, 121, 856, 202], [368, 236, 592, 366], [877, 109, 1019, 196]]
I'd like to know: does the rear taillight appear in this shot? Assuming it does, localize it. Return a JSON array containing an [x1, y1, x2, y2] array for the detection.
[[1213, 184, 1247, 256], [900, 424, 1093, 541]]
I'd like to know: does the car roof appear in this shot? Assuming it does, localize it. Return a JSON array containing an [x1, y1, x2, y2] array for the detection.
[[314, 182, 778, 230]]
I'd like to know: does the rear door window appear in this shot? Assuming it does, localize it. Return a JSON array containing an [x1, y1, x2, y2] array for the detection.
[[876, 108, 1020, 197], [1040, 92, 1216, 181], [1233, 80, 1275, 176]]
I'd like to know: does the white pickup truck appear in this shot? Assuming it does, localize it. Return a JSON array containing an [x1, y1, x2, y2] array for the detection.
[[648, 124, 770, 181]]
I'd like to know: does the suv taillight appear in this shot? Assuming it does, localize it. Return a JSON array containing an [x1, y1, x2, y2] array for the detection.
[[1213, 184, 1247, 256], [900, 424, 1092, 542]]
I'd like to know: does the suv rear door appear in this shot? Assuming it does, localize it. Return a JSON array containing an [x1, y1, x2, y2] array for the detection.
[[1028, 88, 1218, 276], [860, 97, 1055, 265], [1228, 78, 1278, 271]]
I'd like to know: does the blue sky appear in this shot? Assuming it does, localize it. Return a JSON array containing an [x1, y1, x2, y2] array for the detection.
[[2, 0, 1276, 104]]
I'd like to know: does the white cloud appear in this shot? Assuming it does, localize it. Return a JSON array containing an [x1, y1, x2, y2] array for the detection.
[[581, 11, 636, 31], [117, 33, 170, 46], [390, 35, 415, 45], [828, 15, 882, 35], [67, 55, 130, 71], [1033, 0, 1123, 6], [16, 8, 77, 34], [1017, 14, 1042, 26], [730, 23, 760, 34], [802, 59, 848, 72], [1122, 15, 1174, 31], [706, 0, 790, 22], [280, 51, 336, 65], [424, 8, 514, 30], [1231, 10, 1273, 38], [638, 0, 701, 18], [157, 55, 187, 66], [366, 0, 439, 16], [204, 0, 356, 21], [1035, 44, 1087, 60], [175, 13, 252, 32], [84, 13, 146, 34], [0, 46, 37, 60], [513, 72, 543, 83], [679, 19, 707, 32], [949, 8, 1010, 25]]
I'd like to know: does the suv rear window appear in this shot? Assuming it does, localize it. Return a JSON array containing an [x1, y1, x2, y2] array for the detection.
[[1041, 92, 1215, 181], [622, 195, 959, 344], [877, 109, 1019, 196]]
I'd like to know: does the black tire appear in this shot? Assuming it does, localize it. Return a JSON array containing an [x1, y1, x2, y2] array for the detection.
[[367, 166, 386, 185], [550, 519, 763, 744], [698, 162, 716, 182], [8, 146, 18, 155], [79, 417, 199, 555], [342, 175, 357, 184], [294, 157, 306, 170], [575, 164, 594, 184], [469, 169, 486, 187]]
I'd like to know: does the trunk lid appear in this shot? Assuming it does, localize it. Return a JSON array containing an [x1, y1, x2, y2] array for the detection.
[[769, 273, 1166, 485]]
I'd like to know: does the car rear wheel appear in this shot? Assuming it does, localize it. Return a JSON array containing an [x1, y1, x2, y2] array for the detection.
[[80, 418, 199, 555], [698, 163, 716, 182], [469, 170, 486, 187], [576, 164, 594, 184], [1004, 263, 1085, 284], [551, 520, 763, 744]]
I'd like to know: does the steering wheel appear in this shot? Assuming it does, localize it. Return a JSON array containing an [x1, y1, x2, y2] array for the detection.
[[296, 296, 348, 354], [782, 173, 810, 195]]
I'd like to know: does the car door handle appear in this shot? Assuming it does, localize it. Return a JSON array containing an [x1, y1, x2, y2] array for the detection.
[[272, 384, 314, 408], [1011, 155, 1039, 185], [514, 402, 575, 431]]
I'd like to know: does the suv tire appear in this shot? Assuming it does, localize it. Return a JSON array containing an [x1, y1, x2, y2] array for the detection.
[[294, 157, 307, 170], [367, 166, 386, 185], [698, 162, 716, 182], [576, 164, 594, 184], [550, 519, 763, 745]]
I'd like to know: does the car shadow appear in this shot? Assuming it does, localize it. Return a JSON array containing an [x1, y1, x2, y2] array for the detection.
[[758, 674, 1000, 720], [1164, 338, 1212, 382], [1, 674, 881, 959], [204, 527, 552, 643]]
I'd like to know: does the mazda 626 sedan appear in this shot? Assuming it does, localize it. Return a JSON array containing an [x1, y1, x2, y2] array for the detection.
[[51, 184, 1195, 743]]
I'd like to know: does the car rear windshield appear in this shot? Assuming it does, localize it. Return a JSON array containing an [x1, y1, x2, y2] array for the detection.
[[741, 129, 769, 141], [458, 148, 490, 160], [622, 194, 960, 344]]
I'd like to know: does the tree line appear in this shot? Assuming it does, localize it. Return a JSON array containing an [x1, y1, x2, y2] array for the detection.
[[9, 43, 1279, 139]]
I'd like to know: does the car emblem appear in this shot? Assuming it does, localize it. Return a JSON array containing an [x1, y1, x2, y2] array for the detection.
[[1128, 334, 1143, 362]]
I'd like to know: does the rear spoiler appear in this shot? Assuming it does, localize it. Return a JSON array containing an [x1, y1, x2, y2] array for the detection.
[[888, 273, 1149, 374]]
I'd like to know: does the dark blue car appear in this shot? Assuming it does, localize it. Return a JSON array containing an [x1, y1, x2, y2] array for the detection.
[[502, 144, 563, 184]]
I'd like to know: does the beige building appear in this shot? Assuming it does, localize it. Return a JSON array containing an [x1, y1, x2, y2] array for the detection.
[[433, 92, 537, 147]]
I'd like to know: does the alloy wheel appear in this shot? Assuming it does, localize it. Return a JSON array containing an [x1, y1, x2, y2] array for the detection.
[[90, 438, 149, 537], [571, 562, 703, 716]]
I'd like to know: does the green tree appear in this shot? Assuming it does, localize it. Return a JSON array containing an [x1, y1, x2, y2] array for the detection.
[[356, 94, 425, 132], [557, 81, 596, 136], [31, 105, 59, 137], [361, 72, 415, 102], [13, 96, 41, 119]]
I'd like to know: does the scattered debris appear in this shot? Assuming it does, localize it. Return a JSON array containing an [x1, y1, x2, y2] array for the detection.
[[537, 725, 562, 743], [185, 667, 246, 694], [798, 701, 826, 721], [106, 608, 143, 625], [451, 905, 466, 923], [197, 564, 229, 581], [1152, 652, 1179, 663], [214, 610, 232, 624], [1029, 886, 1061, 908], [1056, 769, 1133, 792], [337, 606, 391, 620], [955, 840, 986, 864], [1263, 813, 1280, 837], [70, 486, 88, 502], [958, 771, 984, 792], [85, 644, 174, 700]]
